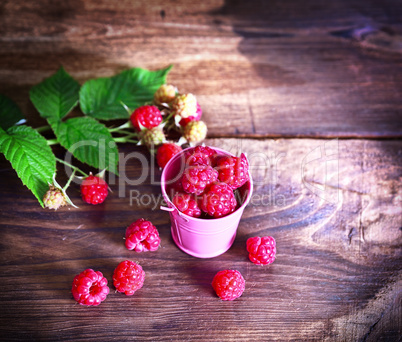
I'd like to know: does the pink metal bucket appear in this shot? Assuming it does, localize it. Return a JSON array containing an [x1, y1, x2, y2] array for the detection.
[[161, 146, 253, 258]]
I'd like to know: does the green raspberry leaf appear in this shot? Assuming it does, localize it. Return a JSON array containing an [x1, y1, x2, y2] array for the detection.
[[50, 117, 119, 174], [79, 65, 173, 120], [0, 94, 25, 130], [29, 66, 80, 121], [0, 125, 56, 207]]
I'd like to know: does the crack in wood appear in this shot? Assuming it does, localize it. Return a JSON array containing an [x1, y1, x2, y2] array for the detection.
[[361, 311, 385, 342], [348, 227, 355, 245]]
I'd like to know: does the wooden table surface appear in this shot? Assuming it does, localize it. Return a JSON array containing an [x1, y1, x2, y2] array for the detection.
[[1, 1, 401, 341]]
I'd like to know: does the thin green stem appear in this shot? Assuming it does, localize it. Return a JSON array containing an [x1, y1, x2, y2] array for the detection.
[[113, 137, 139, 144], [35, 125, 51, 133], [123, 132, 138, 139], [126, 139, 139, 144], [163, 111, 174, 123], [110, 131, 138, 140], [47, 139, 59, 146], [63, 169, 76, 192], [119, 102, 132, 115], [108, 121, 132, 132], [55, 158, 88, 177]]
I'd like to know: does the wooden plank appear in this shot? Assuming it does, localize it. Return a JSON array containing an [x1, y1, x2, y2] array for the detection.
[[1, 0, 401, 138], [0, 139, 400, 341]]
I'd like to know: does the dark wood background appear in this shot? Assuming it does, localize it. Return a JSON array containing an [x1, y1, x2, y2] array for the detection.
[[0, 0, 401, 341]]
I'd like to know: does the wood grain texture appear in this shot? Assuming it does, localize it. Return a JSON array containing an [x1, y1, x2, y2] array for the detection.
[[0, 0, 401, 138], [0, 139, 400, 341], [1, 0, 401, 340]]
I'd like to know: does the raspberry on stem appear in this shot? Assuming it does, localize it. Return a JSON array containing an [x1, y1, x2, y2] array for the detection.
[[154, 84, 176, 105], [179, 102, 202, 126], [130, 105, 163, 132], [183, 120, 207, 144], [80, 174, 108, 205], [139, 127, 165, 149], [172, 93, 197, 119], [43, 186, 66, 210]]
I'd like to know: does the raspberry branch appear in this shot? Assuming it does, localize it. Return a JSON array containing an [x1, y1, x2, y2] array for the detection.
[[55, 157, 88, 177]]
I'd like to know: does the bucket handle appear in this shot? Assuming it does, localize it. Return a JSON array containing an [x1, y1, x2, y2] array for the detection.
[[160, 206, 175, 212], [160, 205, 190, 222], [160, 205, 184, 244]]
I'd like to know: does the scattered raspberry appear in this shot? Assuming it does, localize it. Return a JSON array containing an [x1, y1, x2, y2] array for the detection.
[[179, 102, 202, 126], [154, 84, 176, 105], [201, 182, 237, 218], [246, 236, 276, 265], [43, 186, 66, 210], [181, 165, 218, 195], [172, 192, 202, 218], [71, 269, 110, 306], [113, 260, 145, 296], [183, 120, 207, 144], [216, 153, 250, 189], [156, 143, 182, 169], [184, 145, 217, 167], [130, 105, 163, 132], [125, 218, 161, 252], [212, 269, 245, 301], [172, 93, 197, 119], [140, 127, 165, 148], [81, 174, 108, 205]]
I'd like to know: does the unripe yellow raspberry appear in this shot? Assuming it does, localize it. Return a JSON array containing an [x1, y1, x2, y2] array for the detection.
[[183, 120, 207, 144], [140, 127, 165, 149], [154, 84, 176, 105], [43, 186, 66, 210], [172, 93, 197, 119]]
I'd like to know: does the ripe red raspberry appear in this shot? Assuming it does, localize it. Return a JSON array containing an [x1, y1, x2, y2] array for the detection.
[[156, 143, 182, 169], [212, 269, 245, 301], [43, 186, 66, 210], [130, 105, 163, 132], [179, 102, 202, 126], [154, 84, 177, 105], [81, 174, 108, 205], [172, 192, 202, 218], [181, 165, 218, 195], [172, 93, 197, 118], [113, 260, 145, 296], [216, 153, 250, 189], [71, 269, 110, 306], [167, 178, 185, 200], [125, 218, 161, 252], [201, 182, 237, 218], [184, 146, 217, 167], [246, 236, 276, 265], [183, 120, 207, 144]]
